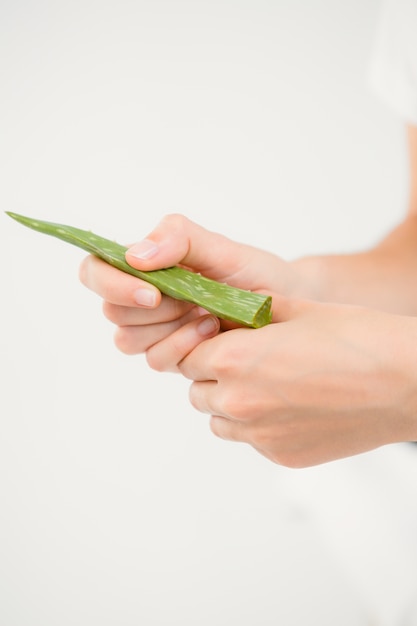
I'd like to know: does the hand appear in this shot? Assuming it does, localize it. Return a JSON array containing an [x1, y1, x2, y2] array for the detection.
[[155, 295, 417, 467], [79, 213, 303, 355]]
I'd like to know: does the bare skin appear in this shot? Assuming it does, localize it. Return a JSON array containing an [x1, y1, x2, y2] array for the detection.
[[79, 124, 417, 467]]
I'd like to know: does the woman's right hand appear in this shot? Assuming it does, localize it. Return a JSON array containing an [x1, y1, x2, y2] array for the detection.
[[78, 213, 304, 363]]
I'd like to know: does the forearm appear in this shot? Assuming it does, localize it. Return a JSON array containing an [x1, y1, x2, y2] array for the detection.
[[291, 214, 417, 315]]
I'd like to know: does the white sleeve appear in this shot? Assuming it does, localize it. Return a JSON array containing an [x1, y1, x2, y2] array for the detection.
[[369, 0, 417, 125]]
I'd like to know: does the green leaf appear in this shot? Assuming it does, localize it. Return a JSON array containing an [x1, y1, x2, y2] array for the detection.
[[6, 212, 272, 328]]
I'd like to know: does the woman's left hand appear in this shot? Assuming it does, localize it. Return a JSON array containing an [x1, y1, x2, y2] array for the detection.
[[148, 295, 417, 467]]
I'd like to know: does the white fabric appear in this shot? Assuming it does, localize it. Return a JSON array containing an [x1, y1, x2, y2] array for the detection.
[[280, 444, 417, 626], [282, 7, 417, 625], [370, 0, 417, 125]]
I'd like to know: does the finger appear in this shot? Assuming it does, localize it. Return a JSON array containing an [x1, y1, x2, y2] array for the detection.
[[113, 309, 198, 355], [187, 381, 249, 441], [178, 327, 250, 382], [211, 416, 284, 464], [102, 295, 195, 326], [80, 254, 167, 309], [110, 306, 202, 354], [188, 380, 244, 424], [80, 253, 206, 323], [145, 315, 220, 372], [125, 213, 259, 284], [209, 415, 249, 443]]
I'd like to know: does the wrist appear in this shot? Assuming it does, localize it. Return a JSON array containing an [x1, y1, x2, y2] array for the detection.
[[395, 317, 417, 443], [371, 312, 417, 445]]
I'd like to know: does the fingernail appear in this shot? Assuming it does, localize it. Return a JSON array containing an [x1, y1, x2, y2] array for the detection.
[[128, 239, 159, 260], [133, 288, 157, 307], [197, 316, 219, 336]]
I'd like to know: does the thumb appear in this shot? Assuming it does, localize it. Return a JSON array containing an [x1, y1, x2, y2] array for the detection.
[[125, 213, 256, 283]]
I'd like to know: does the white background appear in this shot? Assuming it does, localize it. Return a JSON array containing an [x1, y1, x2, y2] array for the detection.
[[1, 1, 417, 625]]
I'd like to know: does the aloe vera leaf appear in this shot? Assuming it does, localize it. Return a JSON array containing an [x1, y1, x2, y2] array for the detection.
[[6, 211, 272, 328]]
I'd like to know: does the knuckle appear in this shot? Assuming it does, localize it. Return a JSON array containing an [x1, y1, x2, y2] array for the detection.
[[209, 415, 223, 438], [249, 427, 308, 469], [102, 300, 121, 324], [188, 382, 201, 411], [211, 351, 240, 378], [78, 256, 90, 286], [113, 327, 139, 355], [269, 451, 308, 469], [250, 425, 272, 450], [160, 213, 190, 234], [168, 328, 189, 357], [282, 457, 309, 469], [219, 389, 248, 420], [145, 346, 166, 372]]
